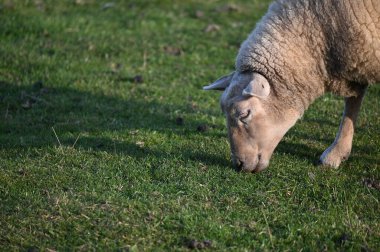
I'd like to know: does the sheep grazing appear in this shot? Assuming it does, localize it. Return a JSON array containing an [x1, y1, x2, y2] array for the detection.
[[204, 0, 380, 172]]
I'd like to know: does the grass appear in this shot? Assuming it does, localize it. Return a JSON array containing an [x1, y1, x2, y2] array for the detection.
[[0, 0, 379, 251]]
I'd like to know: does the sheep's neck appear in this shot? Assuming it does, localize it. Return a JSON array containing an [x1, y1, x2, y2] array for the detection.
[[235, 7, 330, 115], [237, 37, 326, 115]]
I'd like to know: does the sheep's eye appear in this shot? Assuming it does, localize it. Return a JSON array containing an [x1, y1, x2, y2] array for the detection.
[[239, 109, 251, 123]]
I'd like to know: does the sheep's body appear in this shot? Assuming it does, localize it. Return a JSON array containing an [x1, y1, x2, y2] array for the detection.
[[237, 0, 380, 114], [204, 0, 380, 172]]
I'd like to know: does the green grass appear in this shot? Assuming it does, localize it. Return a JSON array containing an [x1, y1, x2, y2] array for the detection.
[[0, 0, 379, 251]]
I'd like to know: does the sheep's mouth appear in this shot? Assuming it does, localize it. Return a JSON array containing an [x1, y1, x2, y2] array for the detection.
[[233, 154, 268, 173]]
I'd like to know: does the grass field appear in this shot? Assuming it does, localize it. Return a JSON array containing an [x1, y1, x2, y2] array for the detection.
[[0, 0, 379, 250]]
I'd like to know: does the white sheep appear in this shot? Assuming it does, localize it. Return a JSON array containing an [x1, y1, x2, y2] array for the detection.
[[204, 0, 380, 172]]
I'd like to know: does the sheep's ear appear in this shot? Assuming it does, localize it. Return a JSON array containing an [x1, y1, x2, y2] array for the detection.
[[203, 72, 234, 91], [242, 73, 270, 98]]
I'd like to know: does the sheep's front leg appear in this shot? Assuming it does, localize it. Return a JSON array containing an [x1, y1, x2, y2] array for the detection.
[[319, 89, 366, 168]]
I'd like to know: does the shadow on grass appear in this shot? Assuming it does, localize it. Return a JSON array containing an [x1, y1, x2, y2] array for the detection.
[[276, 141, 321, 164], [0, 80, 230, 168]]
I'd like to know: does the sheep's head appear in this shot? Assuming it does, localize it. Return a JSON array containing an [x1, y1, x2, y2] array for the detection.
[[204, 71, 299, 172]]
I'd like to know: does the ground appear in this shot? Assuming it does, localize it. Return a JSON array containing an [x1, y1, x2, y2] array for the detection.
[[0, 0, 379, 251]]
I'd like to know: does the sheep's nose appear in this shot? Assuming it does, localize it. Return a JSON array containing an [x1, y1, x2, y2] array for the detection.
[[234, 159, 244, 172]]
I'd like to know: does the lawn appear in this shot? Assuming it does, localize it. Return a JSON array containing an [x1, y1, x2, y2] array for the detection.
[[0, 0, 379, 251]]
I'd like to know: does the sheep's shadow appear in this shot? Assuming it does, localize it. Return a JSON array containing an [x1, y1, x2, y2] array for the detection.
[[0, 80, 229, 168], [69, 135, 229, 168], [275, 141, 321, 164]]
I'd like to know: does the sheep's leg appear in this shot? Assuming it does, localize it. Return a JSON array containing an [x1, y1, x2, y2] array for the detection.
[[319, 89, 366, 168]]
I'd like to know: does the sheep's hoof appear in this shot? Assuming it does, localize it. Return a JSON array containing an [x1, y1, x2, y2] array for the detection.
[[319, 145, 351, 168]]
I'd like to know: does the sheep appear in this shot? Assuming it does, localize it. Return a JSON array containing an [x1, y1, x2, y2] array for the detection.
[[204, 0, 380, 172]]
